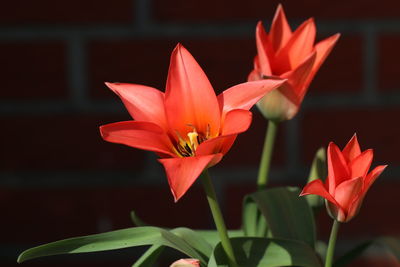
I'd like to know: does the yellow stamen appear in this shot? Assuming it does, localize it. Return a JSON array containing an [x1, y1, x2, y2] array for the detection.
[[188, 131, 199, 151], [173, 125, 210, 157]]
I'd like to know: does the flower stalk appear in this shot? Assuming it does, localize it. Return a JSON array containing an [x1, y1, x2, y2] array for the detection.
[[257, 120, 279, 190], [325, 220, 340, 267], [201, 171, 238, 267]]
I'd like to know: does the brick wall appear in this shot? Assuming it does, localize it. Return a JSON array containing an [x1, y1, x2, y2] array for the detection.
[[1, 0, 400, 266]]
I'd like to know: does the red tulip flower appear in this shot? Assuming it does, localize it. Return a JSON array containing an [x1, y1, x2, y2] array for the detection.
[[300, 135, 387, 222], [100, 44, 285, 201], [248, 5, 340, 122]]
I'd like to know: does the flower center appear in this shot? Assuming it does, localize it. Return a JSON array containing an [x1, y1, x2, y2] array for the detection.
[[174, 125, 210, 157]]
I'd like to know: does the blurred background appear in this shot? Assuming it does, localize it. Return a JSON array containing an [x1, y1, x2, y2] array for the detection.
[[1, 0, 400, 266]]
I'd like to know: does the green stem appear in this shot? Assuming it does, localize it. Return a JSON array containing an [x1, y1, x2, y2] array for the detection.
[[201, 171, 238, 267], [257, 120, 279, 190], [325, 220, 340, 267]]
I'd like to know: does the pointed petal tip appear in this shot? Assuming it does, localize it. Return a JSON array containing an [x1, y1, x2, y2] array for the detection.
[[333, 32, 341, 40], [172, 192, 180, 203], [256, 21, 267, 36], [299, 189, 309, 197], [172, 43, 185, 56], [104, 81, 115, 91], [378, 164, 388, 172], [327, 141, 335, 149], [347, 133, 361, 149], [275, 3, 286, 17]]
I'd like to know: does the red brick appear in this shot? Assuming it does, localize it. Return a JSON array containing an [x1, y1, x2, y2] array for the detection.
[[0, 114, 146, 170], [219, 112, 285, 168], [154, 0, 400, 22], [378, 35, 400, 91], [88, 39, 255, 99], [1, 0, 133, 24], [350, 258, 400, 267], [302, 108, 400, 165], [1, 185, 210, 243], [0, 42, 67, 99], [308, 35, 363, 95], [225, 183, 256, 229]]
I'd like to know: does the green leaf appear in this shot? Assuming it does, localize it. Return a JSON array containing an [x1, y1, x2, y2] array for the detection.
[[334, 237, 400, 267], [171, 228, 213, 260], [131, 228, 242, 267], [208, 237, 322, 267], [378, 237, 400, 259], [305, 147, 327, 208], [17, 226, 208, 265], [132, 244, 164, 267], [242, 196, 268, 237], [251, 187, 316, 248], [242, 196, 261, 236], [194, 230, 244, 248], [131, 228, 212, 267], [130, 211, 148, 227]]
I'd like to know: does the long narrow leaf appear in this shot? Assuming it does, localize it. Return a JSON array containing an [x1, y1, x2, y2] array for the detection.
[[132, 244, 164, 267], [171, 228, 213, 260], [194, 230, 244, 248], [208, 237, 322, 267], [18, 226, 207, 265], [130, 211, 148, 227], [242, 196, 260, 236]]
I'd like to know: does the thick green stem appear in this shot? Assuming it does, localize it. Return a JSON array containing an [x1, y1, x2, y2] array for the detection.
[[201, 171, 238, 267], [257, 120, 279, 190], [325, 220, 340, 267]]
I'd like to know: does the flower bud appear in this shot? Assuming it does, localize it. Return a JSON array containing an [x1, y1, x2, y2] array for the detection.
[[170, 258, 200, 267]]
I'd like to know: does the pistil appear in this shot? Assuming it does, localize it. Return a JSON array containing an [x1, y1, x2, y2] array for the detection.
[[174, 125, 210, 157]]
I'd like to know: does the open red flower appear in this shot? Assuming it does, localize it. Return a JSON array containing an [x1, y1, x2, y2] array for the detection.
[[248, 4, 340, 122], [100, 44, 285, 201], [300, 135, 387, 222]]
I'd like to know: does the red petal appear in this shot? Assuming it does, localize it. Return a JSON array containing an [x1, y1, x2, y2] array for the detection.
[[248, 68, 261, 82], [196, 135, 231, 157], [165, 44, 220, 138], [346, 165, 387, 222], [349, 149, 373, 179], [255, 21, 272, 76], [105, 82, 168, 130], [364, 165, 387, 192], [217, 79, 285, 118], [334, 176, 363, 214], [327, 142, 350, 194], [304, 33, 340, 89], [100, 121, 175, 157], [276, 18, 316, 70], [159, 154, 223, 201], [342, 133, 361, 163], [196, 109, 251, 157], [300, 179, 339, 206], [281, 52, 316, 105], [269, 4, 292, 52], [222, 109, 252, 135]]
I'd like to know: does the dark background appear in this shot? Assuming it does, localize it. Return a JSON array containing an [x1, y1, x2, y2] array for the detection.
[[1, 0, 399, 266]]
